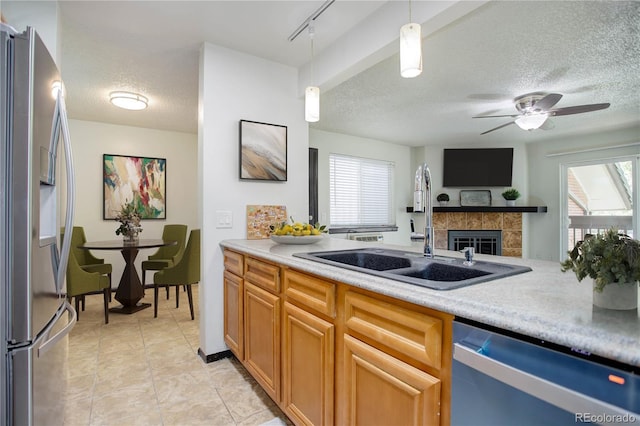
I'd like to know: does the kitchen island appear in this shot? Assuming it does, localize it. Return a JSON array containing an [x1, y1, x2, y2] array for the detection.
[[221, 236, 640, 367], [221, 236, 639, 425]]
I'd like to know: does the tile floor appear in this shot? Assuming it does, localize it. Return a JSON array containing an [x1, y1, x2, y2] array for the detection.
[[63, 285, 291, 426]]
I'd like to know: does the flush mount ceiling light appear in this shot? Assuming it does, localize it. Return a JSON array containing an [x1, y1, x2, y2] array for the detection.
[[305, 25, 320, 123], [515, 113, 548, 130], [109, 91, 148, 110], [400, 0, 422, 78]]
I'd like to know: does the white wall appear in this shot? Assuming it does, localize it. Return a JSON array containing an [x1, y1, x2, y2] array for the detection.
[[526, 126, 640, 261], [309, 129, 412, 245], [69, 119, 198, 280], [199, 43, 308, 356]]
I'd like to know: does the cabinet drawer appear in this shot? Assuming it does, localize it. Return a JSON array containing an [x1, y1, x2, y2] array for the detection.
[[224, 249, 244, 277], [284, 269, 336, 318], [344, 291, 443, 370], [245, 256, 280, 293]]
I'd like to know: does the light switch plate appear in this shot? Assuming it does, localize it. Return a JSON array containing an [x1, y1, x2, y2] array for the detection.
[[216, 210, 233, 228]]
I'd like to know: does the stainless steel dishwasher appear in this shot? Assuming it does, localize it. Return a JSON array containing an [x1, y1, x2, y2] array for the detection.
[[452, 319, 639, 426]]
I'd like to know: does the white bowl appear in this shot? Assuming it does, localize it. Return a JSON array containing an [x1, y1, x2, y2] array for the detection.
[[270, 234, 324, 245]]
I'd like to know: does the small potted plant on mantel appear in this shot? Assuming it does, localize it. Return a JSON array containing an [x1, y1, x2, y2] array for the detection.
[[501, 188, 520, 206], [560, 228, 640, 310], [436, 193, 450, 206]]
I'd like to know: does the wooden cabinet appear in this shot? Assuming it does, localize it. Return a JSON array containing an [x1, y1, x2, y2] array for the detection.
[[223, 250, 244, 359], [283, 301, 335, 426], [244, 281, 281, 401], [342, 335, 441, 426], [222, 249, 452, 426], [223, 270, 243, 358], [340, 289, 452, 426]]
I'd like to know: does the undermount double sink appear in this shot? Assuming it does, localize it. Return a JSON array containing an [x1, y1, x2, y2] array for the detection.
[[293, 247, 532, 290]]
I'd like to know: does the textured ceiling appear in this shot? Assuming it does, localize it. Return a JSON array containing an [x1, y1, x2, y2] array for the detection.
[[314, 1, 640, 146], [42, 1, 640, 144]]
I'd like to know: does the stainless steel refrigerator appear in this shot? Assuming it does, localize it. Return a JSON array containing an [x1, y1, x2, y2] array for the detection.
[[1, 25, 77, 426]]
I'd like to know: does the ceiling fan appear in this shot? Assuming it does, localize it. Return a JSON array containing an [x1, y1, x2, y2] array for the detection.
[[473, 92, 610, 135]]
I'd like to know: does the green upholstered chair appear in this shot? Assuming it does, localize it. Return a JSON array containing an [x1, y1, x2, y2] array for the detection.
[[142, 224, 188, 297], [66, 248, 110, 324], [153, 229, 200, 320], [62, 226, 113, 307]]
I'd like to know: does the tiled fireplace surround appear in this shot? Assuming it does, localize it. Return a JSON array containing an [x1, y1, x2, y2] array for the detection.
[[433, 212, 523, 257]]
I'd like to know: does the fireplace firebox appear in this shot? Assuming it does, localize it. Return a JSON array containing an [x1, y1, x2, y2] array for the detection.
[[448, 230, 502, 256]]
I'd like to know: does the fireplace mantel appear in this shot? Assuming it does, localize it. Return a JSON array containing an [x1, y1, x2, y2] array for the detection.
[[407, 205, 547, 213]]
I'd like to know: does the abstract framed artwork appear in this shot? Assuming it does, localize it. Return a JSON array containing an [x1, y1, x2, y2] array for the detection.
[[239, 119, 287, 181], [103, 154, 166, 220]]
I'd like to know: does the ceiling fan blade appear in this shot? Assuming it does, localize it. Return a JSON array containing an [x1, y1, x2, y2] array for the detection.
[[481, 121, 515, 135], [473, 114, 520, 119], [532, 93, 562, 111], [549, 103, 610, 116]]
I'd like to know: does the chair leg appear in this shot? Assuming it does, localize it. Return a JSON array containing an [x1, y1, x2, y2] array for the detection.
[[74, 297, 80, 321], [175, 285, 179, 308], [186, 285, 194, 320], [103, 288, 109, 324], [108, 273, 112, 301], [142, 270, 146, 296], [81, 295, 86, 311], [154, 285, 159, 318], [166, 285, 170, 300]]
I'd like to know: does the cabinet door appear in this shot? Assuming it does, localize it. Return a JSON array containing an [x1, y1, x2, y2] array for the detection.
[[283, 302, 334, 426], [244, 282, 281, 401], [223, 270, 243, 359], [342, 335, 441, 426]]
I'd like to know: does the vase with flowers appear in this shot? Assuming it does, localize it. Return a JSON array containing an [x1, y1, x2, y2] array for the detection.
[[115, 200, 143, 243]]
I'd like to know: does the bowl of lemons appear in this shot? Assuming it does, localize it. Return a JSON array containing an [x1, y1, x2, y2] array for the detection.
[[270, 219, 327, 245]]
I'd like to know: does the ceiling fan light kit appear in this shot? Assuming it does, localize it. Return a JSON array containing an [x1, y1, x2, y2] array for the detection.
[[109, 91, 148, 110], [515, 113, 548, 130], [474, 92, 610, 134]]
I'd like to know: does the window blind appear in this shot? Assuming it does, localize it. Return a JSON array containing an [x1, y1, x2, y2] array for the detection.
[[329, 154, 395, 227]]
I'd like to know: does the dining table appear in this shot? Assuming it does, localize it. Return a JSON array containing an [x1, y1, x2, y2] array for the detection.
[[78, 239, 177, 314]]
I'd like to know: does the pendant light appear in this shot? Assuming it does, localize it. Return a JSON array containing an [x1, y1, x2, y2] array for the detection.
[[305, 25, 320, 123], [400, 0, 422, 78]]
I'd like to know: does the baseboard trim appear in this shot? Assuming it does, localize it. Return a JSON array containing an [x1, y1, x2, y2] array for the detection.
[[198, 348, 233, 363]]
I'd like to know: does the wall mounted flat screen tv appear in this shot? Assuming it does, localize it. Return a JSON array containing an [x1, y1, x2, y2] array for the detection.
[[443, 148, 513, 187]]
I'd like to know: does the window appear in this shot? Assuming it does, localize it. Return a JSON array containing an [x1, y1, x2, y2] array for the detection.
[[329, 154, 395, 228], [561, 155, 637, 257]]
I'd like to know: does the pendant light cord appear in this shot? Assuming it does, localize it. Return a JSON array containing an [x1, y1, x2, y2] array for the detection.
[[309, 24, 315, 85]]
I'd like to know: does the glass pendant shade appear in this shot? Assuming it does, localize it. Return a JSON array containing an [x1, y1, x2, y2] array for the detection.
[[305, 86, 320, 123], [400, 23, 422, 78], [515, 113, 548, 130]]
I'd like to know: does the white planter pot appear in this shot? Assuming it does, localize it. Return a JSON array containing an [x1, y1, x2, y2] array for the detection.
[[592, 280, 638, 310], [505, 199, 516, 207]]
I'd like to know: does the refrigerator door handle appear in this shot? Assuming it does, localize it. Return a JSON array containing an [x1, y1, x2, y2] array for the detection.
[[50, 90, 76, 293], [37, 300, 76, 357]]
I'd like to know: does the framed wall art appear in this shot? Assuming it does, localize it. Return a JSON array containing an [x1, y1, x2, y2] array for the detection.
[[239, 119, 287, 181], [103, 154, 167, 219]]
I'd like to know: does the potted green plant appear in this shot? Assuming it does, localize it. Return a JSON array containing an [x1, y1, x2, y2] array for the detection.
[[501, 188, 520, 206], [560, 228, 640, 310], [436, 193, 450, 206]]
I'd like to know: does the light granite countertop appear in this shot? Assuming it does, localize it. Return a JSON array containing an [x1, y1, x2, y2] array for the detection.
[[220, 237, 640, 368]]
